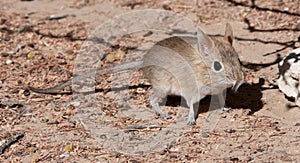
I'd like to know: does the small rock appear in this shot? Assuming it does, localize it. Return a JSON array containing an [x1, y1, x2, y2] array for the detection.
[[64, 143, 74, 152], [162, 4, 171, 10], [59, 153, 70, 158], [5, 59, 12, 65], [225, 128, 236, 133], [24, 89, 30, 96], [229, 157, 239, 162]]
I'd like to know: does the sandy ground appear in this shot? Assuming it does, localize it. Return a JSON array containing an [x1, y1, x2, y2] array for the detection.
[[0, 0, 300, 162]]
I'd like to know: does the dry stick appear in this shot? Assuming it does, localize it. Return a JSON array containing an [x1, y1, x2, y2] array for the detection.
[[124, 124, 163, 131], [0, 133, 24, 154]]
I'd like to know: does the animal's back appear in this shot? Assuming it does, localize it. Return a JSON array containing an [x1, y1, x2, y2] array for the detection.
[[142, 36, 209, 102]]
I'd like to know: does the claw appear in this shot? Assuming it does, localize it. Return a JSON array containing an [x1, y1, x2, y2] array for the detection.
[[186, 119, 196, 125]]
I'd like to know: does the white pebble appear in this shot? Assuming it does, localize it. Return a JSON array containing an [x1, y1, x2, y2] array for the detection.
[[5, 59, 12, 65], [60, 153, 70, 158]]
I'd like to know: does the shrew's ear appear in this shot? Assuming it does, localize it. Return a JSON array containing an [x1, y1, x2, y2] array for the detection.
[[196, 28, 214, 58], [224, 23, 233, 45]]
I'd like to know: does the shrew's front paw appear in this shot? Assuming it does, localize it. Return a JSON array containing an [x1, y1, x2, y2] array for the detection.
[[221, 106, 232, 112], [186, 118, 196, 125]]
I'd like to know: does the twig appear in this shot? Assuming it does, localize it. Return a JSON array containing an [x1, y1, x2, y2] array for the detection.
[[124, 124, 163, 131], [2, 45, 25, 57], [0, 133, 24, 154], [45, 14, 70, 20]]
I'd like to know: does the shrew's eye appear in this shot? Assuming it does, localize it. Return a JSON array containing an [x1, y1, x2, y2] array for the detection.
[[213, 61, 223, 72]]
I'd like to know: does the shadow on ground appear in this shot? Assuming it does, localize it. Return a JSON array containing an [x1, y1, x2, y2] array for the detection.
[[164, 80, 264, 116]]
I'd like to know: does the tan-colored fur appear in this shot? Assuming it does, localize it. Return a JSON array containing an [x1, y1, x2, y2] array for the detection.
[[29, 23, 244, 125], [142, 23, 244, 125]]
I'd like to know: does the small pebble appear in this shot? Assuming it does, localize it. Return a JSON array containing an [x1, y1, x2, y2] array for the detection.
[[59, 153, 70, 158], [229, 157, 239, 162], [221, 114, 227, 118], [225, 128, 236, 133], [5, 59, 12, 65], [24, 89, 30, 96], [162, 4, 172, 10]]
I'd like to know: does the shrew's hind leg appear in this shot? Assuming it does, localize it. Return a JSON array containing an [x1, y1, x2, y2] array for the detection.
[[150, 89, 171, 120]]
